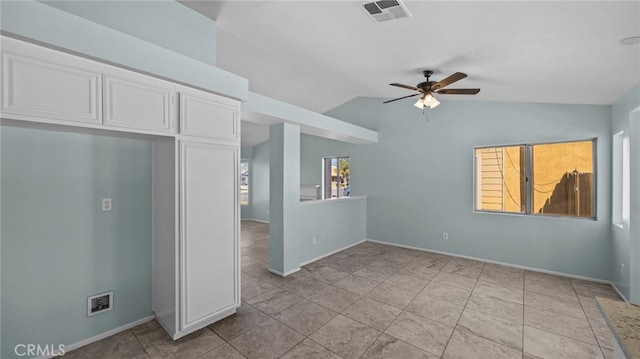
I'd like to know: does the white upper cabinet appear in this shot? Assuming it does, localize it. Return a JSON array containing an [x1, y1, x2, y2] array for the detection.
[[1, 37, 102, 125], [104, 71, 175, 134], [178, 87, 239, 142]]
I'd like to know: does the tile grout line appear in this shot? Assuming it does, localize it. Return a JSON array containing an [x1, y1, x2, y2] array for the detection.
[[349, 253, 420, 358], [129, 326, 152, 359], [522, 269, 526, 358], [355, 256, 433, 358], [572, 281, 609, 359], [440, 263, 483, 357]]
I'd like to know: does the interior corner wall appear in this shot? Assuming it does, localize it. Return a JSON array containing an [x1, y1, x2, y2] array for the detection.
[[611, 83, 640, 301], [320, 97, 613, 281], [1, 125, 153, 359]]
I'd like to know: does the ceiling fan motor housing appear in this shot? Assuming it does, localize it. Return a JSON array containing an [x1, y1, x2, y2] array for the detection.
[[417, 81, 437, 91]]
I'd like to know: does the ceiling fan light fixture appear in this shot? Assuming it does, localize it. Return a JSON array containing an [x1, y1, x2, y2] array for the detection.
[[385, 71, 479, 110], [429, 97, 440, 109], [422, 93, 435, 106]]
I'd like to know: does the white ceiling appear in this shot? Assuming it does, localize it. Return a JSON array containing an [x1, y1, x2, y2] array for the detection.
[[181, 1, 640, 147]]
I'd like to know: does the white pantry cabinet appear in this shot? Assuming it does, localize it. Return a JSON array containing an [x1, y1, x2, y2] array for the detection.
[[103, 72, 175, 134], [1, 37, 102, 126], [153, 138, 240, 340], [153, 92, 241, 340], [179, 140, 239, 330]]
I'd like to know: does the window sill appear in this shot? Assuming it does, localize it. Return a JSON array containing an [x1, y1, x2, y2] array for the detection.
[[473, 210, 597, 222]]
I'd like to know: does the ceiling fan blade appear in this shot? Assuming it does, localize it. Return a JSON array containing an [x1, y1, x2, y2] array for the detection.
[[390, 83, 421, 91], [436, 88, 480, 95], [432, 72, 467, 90], [383, 93, 421, 103]]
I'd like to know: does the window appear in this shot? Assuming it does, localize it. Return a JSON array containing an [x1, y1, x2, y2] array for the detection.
[[323, 156, 350, 199], [475, 145, 526, 214], [474, 139, 595, 218], [240, 162, 249, 205], [612, 132, 629, 226]]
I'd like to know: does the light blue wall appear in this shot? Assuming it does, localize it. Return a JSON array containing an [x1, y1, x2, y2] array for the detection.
[[611, 83, 640, 301], [42, 0, 217, 66], [0, 0, 248, 101], [630, 108, 640, 304], [247, 140, 270, 222], [299, 198, 367, 264], [321, 97, 613, 280], [252, 133, 367, 268], [1, 125, 152, 359], [241, 146, 254, 160], [269, 124, 301, 274], [300, 134, 358, 191]]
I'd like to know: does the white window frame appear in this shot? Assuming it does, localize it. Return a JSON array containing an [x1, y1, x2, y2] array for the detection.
[[612, 131, 629, 227]]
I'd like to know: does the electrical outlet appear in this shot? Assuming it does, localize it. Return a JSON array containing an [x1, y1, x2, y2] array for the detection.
[[312, 236, 317, 245], [442, 232, 449, 240], [620, 262, 625, 276], [101, 198, 112, 211]]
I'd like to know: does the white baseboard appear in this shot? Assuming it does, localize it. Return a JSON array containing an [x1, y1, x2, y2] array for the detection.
[[299, 239, 367, 267], [242, 218, 270, 224], [366, 238, 619, 288], [269, 267, 300, 277], [37, 315, 155, 359]]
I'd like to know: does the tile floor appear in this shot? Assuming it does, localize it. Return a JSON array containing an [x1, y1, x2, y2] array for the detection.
[[62, 220, 622, 359]]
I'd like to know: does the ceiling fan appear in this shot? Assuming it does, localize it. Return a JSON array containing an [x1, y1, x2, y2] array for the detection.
[[384, 70, 480, 109]]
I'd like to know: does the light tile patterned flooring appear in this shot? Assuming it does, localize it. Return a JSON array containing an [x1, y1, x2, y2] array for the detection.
[[63, 220, 622, 359]]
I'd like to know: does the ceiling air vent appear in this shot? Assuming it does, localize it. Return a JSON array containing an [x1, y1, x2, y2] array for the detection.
[[361, 0, 412, 23]]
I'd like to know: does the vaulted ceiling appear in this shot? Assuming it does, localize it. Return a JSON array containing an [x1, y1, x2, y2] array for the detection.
[[181, 1, 640, 146]]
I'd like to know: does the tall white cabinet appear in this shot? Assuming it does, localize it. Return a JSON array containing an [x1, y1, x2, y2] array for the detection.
[[179, 140, 238, 331], [1, 36, 241, 341], [154, 88, 241, 340]]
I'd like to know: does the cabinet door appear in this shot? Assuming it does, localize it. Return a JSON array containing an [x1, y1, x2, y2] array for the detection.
[[1, 41, 101, 125], [179, 140, 239, 331], [104, 74, 175, 134], [179, 89, 239, 142]]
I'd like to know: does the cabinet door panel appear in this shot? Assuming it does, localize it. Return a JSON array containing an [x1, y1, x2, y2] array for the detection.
[[1, 52, 101, 124], [179, 140, 238, 330], [104, 75, 174, 133], [179, 90, 239, 141]]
